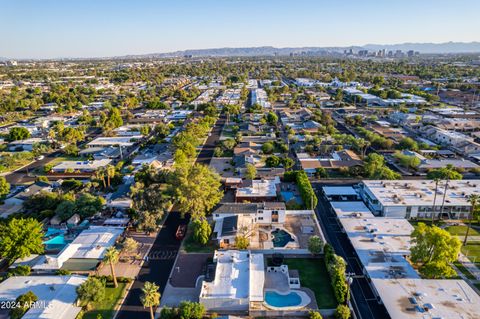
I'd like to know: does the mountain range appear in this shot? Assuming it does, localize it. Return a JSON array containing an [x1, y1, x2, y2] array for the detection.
[[124, 42, 480, 59]]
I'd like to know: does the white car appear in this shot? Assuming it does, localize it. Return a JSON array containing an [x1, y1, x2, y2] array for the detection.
[[36, 155, 45, 160]]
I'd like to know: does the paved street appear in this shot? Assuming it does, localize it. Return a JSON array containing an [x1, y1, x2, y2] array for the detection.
[[313, 182, 390, 319], [116, 115, 225, 319]]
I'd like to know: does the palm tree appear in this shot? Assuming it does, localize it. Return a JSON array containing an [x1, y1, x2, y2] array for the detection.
[[103, 247, 119, 288], [140, 281, 161, 319], [106, 165, 116, 188], [464, 194, 480, 246], [438, 165, 462, 219], [431, 177, 440, 224], [95, 168, 106, 188]]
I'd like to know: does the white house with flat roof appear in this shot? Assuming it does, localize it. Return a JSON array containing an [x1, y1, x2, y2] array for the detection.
[[51, 159, 112, 173], [359, 180, 480, 219], [20, 226, 124, 271], [330, 201, 375, 219], [0, 275, 86, 319], [86, 136, 141, 148], [371, 278, 480, 319], [199, 250, 265, 311]]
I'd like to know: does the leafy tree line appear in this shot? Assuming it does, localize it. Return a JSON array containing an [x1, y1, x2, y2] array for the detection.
[[284, 171, 318, 209], [324, 244, 350, 307]]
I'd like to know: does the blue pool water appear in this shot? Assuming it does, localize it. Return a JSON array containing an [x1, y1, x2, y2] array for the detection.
[[272, 229, 294, 247], [265, 291, 302, 307], [43, 234, 67, 245], [44, 228, 64, 237], [280, 191, 302, 204]]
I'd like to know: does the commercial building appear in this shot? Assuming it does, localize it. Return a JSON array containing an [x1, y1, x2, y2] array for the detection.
[[359, 180, 480, 219], [371, 278, 480, 319]]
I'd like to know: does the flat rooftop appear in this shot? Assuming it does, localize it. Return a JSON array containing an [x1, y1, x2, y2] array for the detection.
[[322, 186, 359, 197], [361, 180, 480, 207], [236, 179, 278, 198], [0, 275, 86, 319], [372, 278, 480, 319], [330, 201, 375, 219]]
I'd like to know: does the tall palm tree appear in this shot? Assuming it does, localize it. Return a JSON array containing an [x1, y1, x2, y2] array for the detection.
[[438, 165, 462, 219], [106, 165, 116, 188], [95, 168, 106, 188], [431, 177, 440, 224], [464, 194, 480, 246], [103, 247, 119, 288], [141, 281, 161, 319]]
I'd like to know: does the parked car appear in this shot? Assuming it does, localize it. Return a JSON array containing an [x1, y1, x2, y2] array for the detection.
[[175, 224, 187, 240]]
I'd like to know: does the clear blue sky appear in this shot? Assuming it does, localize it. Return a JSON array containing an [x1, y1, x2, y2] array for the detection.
[[1, 0, 479, 59]]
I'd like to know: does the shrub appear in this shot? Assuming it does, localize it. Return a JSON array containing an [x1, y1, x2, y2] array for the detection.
[[335, 304, 351, 319], [296, 171, 318, 209]]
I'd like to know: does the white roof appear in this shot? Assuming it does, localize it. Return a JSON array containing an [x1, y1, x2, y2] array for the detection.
[[249, 253, 265, 302], [201, 250, 250, 300], [330, 201, 375, 219], [69, 226, 124, 259], [0, 275, 86, 319], [52, 159, 112, 171], [87, 136, 140, 147], [361, 180, 480, 207], [322, 186, 359, 196], [236, 179, 279, 198], [339, 217, 418, 279], [372, 278, 480, 319]]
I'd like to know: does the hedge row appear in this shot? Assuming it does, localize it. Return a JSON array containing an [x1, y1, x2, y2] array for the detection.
[[324, 244, 349, 304]]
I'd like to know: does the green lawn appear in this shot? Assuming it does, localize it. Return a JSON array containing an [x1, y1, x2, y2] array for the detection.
[[445, 226, 480, 236], [282, 258, 337, 309], [83, 282, 128, 319], [453, 261, 476, 280], [462, 242, 480, 266]]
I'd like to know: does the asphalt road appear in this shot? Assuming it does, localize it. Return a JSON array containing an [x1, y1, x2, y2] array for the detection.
[[116, 115, 225, 319], [196, 115, 226, 165], [116, 212, 189, 319], [4, 150, 61, 185], [313, 181, 390, 319]]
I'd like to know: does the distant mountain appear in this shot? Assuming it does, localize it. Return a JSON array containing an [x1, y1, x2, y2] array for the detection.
[[126, 42, 480, 58], [363, 42, 480, 54]]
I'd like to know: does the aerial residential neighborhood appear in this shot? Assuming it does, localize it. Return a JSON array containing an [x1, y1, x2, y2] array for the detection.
[[1, 1, 480, 319]]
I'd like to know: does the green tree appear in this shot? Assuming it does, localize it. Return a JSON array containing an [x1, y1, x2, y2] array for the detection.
[[55, 200, 76, 221], [173, 164, 223, 219], [178, 301, 205, 319], [410, 223, 460, 278], [8, 127, 30, 141], [309, 311, 323, 319], [266, 112, 278, 125], [141, 281, 161, 319], [103, 247, 120, 288], [192, 218, 212, 245], [235, 235, 250, 249], [0, 218, 44, 263], [363, 153, 401, 179], [76, 277, 106, 310], [122, 237, 139, 255], [245, 163, 257, 180], [296, 171, 318, 209], [335, 304, 351, 319], [266, 155, 281, 167], [9, 291, 38, 319], [0, 176, 10, 198], [75, 193, 106, 218], [106, 164, 116, 188], [308, 236, 324, 254], [261, 141, 275, 154], [397, 137, 419, 151]]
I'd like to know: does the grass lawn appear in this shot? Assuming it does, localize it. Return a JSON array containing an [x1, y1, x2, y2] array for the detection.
[[453, 261, 476, 280], [462, 242, 480, 266], [0, 152, 34, 173], [445, 225, 480, 236], [282, 258, 337, 309], [182, 226, 217, 253], [83, 282, 128, 319]]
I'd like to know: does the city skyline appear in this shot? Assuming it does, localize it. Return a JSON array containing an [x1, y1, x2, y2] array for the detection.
[[2, 0, 480, 59]]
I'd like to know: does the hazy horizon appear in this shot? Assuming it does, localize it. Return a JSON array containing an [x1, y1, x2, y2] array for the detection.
[[2, 0, 480, 59]]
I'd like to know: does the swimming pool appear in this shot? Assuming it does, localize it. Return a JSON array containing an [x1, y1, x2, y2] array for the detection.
[[271, 229, 294, 247], [44, 227, 65, 237], [264, 290, 310, 309], [43, 234, 67, 246], [280, 191, 302, 204]]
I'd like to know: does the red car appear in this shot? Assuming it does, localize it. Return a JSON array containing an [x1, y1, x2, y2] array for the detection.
[[175, 225, 187, 240]]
